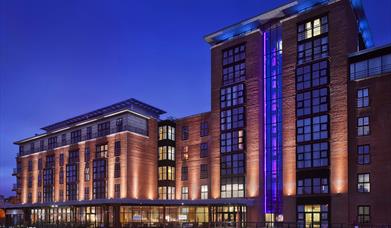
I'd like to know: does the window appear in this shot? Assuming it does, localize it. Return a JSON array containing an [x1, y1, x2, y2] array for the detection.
[[68, 150, 80, 163], [40, 140, 44, 151], [357, 206, 370, 224], [158, 186, 175, 200], [46, 155, 55, 168], [357, 116, 370, 136], [66, 164, 78, 200], [48, 136, 57, 150], [84, 187, 90, 200], [37, 192, 42, 203], [159, 126, 167, 140], [221, 130, 244, 153], [98, 121, 110, 137], [296, 61, 328, 91], [182, 126, 189, 140], [71, 130, 81, 144], [221, 107, 245, 131], [114, 184, 121, 198], [200, 143, 208, 158], [28, 160, 33, 172], [201, 185, 208, 199], [38, 172, 42, 187], [297, 204, 329, 227], [85, 162, 90, 181], [357, 173, 370, 192], [115, 141, 121, 156], [182, 146, 189, 161], [200, 164, 208, 179], [221, 153, 245, 175], [59, 168, 64, 184], [223, 63, 246, 85], [59, 190, 64, 201], [350, 53, 391, 80], [181, 166, 188, 181], [358, 145, 370, 165], [357, 88, 369, 108], [158, 166, 175, 181], [181, 186, 189, 200], [114, 161, 121, 178], [298, 37, 328, 64], [85, 147, 90, 161], [167, 126, 175, 140], [86, 126, 92, 140], [297, 142, 329, 169], [298, 16, 328, 41], [93, 159, 107, 199], [220, 84, 245, 109], [60, 154, 64, 166], [297, 177, 328, 195], [200, 121, 208, 137], [223, 44, 245, 66], [116, 118, 123, 132], [38, 159, 42, 170], [297, 115, 328, 142], [30, 142, 35, 152], [43, 168, 54, 186], [221, 177, 244, 198], [28, 192, 32, 203], [28, 175, 32, 188], [96, 144, 108, 158], [159, 146, 175, 161]]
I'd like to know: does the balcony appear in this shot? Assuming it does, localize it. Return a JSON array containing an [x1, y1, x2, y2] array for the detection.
[[18, 125, 148, 156]]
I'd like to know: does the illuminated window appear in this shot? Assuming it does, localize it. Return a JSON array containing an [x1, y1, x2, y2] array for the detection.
[[358, 145, 370, 165], [357, 88, 369, 108], [181, 186, 189, 200], [96, 144, 108, 158], [158, 166, 175, 181], [85, 163, 90, 181], [298, 16, 328, 41], [357, 117, 370, 136], [158, 186, 175, 200], [182, 146, 189, 160], [200, 143, 208, 158], [200, 164, 208, 179], [168, 126, 175, 140], [201, 185, 208, 199], [297, 204, 328, 227], [357, 173, 370, 193], [181, 166, 188, 181], [159, 146, 175, 161], [357, 206, 370, 223], [159, 126, 167, 140], [221, 177, 244, 198]]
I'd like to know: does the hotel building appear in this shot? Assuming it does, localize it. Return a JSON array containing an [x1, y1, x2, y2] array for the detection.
[[5, 0, 391, 227]]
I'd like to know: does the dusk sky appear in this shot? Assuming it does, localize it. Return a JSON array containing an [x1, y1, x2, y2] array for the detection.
[[1, 0, 390, 197]]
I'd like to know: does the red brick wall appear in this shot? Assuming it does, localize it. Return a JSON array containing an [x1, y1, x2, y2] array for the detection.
[[348, 72, 391, 225]]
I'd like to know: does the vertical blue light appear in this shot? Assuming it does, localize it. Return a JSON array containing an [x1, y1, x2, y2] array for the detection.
[[263, 25, 283, 218]]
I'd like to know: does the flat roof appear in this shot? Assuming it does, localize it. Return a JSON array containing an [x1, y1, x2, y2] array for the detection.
[[204, 0, 374, 48]]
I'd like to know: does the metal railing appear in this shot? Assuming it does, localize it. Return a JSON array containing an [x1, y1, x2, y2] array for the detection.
[[350, 63, 391, 81], [19, 125, 148, 156]]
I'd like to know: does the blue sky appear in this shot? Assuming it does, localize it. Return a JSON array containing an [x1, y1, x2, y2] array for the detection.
[[1, 0, 390, 197]]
